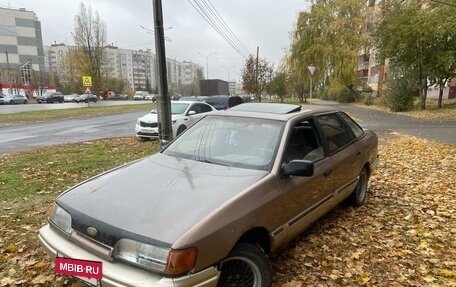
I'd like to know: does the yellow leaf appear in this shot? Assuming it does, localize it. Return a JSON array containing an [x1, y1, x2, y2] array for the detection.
[[5, 243, 16, 253], [438, 269, 455, 278], [34, 262, 48, 269]]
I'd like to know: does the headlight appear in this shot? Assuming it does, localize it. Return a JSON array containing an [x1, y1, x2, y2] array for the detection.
[[136, 120, 141, 126], [113, 239, 170, 272], [49, 204, 72, 234], [113, 239, 198, 275]]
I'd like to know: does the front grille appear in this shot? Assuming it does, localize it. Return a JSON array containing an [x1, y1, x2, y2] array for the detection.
[[140, 121, 158, 128]]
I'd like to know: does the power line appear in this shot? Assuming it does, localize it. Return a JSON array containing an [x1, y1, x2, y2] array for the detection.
[[187, 0, 249, 59]]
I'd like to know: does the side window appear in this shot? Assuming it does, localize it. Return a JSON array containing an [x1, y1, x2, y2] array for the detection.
[[285, 119, 324, 162], [198, 104, 213, 113], [188, 104, 200, 114], [317, 114, 354, 153], [339, 112, 364, 139]]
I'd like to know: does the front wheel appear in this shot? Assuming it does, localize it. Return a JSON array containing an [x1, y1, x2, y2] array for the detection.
[[217, 242, 272, 287], [348, 167, 368, 207]]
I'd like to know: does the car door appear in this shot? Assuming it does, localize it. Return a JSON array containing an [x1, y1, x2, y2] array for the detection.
[[316, 113, 361, 200], [274, 118, 335, 243], [186, 103, 212, 126]]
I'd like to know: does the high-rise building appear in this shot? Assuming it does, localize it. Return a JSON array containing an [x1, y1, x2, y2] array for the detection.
[[0, 7, 45, 94]]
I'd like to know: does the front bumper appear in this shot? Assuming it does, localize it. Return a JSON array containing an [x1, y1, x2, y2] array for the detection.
[[135, 125, 159, 138], [39, 224, 220, 287]]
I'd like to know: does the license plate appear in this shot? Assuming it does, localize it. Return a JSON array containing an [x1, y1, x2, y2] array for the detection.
[[56, 253, 102, 286]]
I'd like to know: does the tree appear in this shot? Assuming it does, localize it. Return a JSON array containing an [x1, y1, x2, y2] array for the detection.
[[372, 0, 456, 110], [242, 55, 274, 102], [289, 0, 366, 101], [72, 2, 107, 95], [267, 71, 288, 103]]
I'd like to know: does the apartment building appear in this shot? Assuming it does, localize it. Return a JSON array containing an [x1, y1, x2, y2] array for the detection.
[[0, 7, 45, 94], [46, 44, 201, 92]]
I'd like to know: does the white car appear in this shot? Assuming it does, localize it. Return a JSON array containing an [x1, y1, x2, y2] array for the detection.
[[135, 101, 216, 139]]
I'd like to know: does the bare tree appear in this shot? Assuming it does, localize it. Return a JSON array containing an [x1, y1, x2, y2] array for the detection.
[[73, 2, 107, 95]]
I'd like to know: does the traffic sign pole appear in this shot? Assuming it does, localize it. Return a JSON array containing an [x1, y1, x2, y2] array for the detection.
[[307, 65, 315, 106]]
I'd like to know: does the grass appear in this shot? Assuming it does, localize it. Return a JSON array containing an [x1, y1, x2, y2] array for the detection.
[[0, 103, 154, 126], [0, 138, 159, 284]]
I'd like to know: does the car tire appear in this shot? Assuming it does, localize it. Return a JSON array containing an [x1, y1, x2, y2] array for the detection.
[[23, 100, 28, 104], [9, 100, 14, 104], [217, 242, 272, 287], [59, 98, 64, 103], [176, 125, 186, 136], [348, 167, 368, 207]]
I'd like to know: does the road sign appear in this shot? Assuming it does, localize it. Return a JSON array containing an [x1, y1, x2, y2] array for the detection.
[[307, 65, 316, 78], [85, 87, 92, 94], [82, 76, 92, 87]]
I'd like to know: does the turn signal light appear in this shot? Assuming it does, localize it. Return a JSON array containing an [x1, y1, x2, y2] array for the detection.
[[164, 247, 198, 276]]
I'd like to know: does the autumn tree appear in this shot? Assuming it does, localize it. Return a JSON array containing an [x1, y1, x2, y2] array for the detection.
[[267, 71, 288, 103], [242, 55, 274, 102], [372, 0, 456, 110], [289, 0, 366, 101], [72, 2, 107, 95]]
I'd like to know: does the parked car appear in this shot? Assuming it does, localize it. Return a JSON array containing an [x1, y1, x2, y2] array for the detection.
[[145, 94, 157, 101], [133, 91, 148, 100], [39, 103, 379, 287], [106, 93, 128, 100], [74, 94, 98, 103], [36, 92, 64, 103], [135, 101, 216, 139], [63, 94, 77, 102], [0, 94, 28, 104], [202, 95, 243, 110]]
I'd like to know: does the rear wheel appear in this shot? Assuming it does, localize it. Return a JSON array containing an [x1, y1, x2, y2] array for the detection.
[[217, 243, 272, 287], [348, 167, 368, 207]]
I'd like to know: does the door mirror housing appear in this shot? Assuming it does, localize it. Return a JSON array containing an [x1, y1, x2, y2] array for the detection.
[[281, 160, 314, 177], [188, 110, 196, 116]]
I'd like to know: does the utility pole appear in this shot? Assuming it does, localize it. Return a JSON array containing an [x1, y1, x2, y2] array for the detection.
[[153, 0, 172, 146], [255, 46, 259, 102]]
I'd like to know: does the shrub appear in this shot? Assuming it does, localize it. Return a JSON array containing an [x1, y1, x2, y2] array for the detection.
[[384, 68, 416, 112], [338, 86, 359, 103]]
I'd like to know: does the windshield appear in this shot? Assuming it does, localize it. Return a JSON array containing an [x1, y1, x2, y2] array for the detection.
[[163, 115, 284, 171]]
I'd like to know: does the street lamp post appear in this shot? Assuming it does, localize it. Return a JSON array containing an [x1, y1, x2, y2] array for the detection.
[[198, 52, 216, 80], [198, 52, 216, 96]]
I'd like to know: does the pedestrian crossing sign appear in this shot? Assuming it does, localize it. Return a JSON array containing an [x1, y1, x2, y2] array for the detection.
[[82, 76, 92, 87]]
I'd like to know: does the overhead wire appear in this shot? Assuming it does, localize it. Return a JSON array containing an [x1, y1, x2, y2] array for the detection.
[[187, 0, 250, 59]]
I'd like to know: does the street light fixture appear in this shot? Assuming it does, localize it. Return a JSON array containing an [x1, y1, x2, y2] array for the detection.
[[198, 52, 216, 80]]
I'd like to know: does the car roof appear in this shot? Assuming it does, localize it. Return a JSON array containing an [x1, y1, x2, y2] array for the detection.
[[214, 103, 337, 121], [228, 103, 301, 114], [173, 100, 203, 104]]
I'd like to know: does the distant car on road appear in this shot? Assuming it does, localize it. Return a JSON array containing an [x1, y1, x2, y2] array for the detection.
[[106, 94, 128, 100], [36, 92, 64, 103], [0, 94, 28, 104], [74, 94, 98, 103], [63, 94, 77, 102], [145, 94, 156, 101], [135, 101, 216, 139]]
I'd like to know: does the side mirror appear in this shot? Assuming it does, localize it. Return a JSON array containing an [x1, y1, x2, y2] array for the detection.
[[281, 160, 314, 177], [188, 110, 196, 116]]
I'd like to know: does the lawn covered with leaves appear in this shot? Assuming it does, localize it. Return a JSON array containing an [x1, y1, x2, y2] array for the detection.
[[0, 134, 454, 286]]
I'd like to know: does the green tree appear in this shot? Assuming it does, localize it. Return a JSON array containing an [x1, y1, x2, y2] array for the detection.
[[267, 71, 288, 103], [242, 55, 274, 102], [289, 0, 366, 100], [73, 2, 107, 95], [372, 0, 456, 110]]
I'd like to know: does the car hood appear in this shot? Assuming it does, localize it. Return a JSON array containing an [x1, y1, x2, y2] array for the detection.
[[56, 153, 268, 246], [138, 113, 179, 123]]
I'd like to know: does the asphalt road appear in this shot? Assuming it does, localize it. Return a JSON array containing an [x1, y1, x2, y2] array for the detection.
[[0, 111, 147, 155], [312, 99, 456, 146], [0, 100, 149, 115], [0, 101, 454, 156]]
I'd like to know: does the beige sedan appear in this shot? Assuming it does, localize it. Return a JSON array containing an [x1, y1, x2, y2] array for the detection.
[[39, 103, 379, 287]]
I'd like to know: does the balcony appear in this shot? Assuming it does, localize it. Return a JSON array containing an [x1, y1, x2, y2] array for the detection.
[[356, 69, 369, 78]]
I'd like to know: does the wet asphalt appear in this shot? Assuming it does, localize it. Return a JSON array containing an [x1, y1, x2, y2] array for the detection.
[[313, 99, 455, 146]]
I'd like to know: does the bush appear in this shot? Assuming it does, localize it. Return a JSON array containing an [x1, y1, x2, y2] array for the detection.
[[363, 92, 374, 106], [338, 87, 359, 103], [384, 70, 415, 112]]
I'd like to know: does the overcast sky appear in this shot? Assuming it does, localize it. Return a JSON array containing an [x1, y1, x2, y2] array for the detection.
[[1, 0, 309, 82]]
